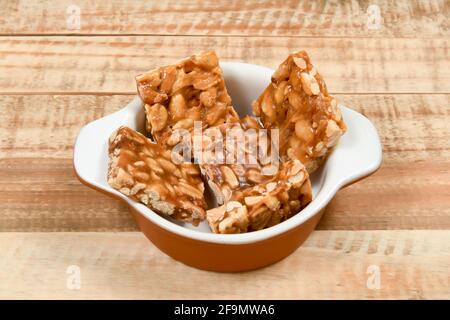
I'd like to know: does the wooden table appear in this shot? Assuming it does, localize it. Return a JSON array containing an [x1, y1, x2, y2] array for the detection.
[[0, 0, 449, 299]]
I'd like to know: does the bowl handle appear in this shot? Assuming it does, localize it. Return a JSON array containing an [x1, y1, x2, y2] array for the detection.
[[323, 105, 382, 190], [73, 96, 144, 186]]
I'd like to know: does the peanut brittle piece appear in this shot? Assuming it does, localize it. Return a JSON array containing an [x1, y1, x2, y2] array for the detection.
[[252, 51, 346, 173], [206, 160, 312, 234], [199, 116, 280, 205], [107, 126, 206, 225], [136, 51, 239, 147]]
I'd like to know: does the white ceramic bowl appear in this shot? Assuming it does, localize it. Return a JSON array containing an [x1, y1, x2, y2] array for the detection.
[[74, 62, 382, 272]]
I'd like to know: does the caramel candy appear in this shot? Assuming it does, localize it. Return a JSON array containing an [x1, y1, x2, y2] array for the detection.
[[206, 160, 312, 234], [136, 51, 239, 147], [199, 116, 279, 205], [108, 126, 206, 225], [252, 51, 346, 173]]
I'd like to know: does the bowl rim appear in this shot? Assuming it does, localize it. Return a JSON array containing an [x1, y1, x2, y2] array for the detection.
[[73, 61, 382, 245]]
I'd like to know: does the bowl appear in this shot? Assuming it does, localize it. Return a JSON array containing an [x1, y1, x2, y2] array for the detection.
[[73, 62, 382, 272]]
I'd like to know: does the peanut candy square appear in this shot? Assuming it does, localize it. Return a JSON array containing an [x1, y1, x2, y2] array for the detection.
[[252, 51, 347, 173], [199, 116, 280, 205], [136, 51, 239, 147], [108, 126, 206, 225], [206, 160, 312, 234]]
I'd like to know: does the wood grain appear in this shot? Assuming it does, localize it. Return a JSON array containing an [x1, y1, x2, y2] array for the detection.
[[0, 36, 449, 94], [0, 0, 448, 300], [0, 94, 448, 231], [0, 95, 137, 231], [0, 231, 448, 299], [0, 0, 448, 37]]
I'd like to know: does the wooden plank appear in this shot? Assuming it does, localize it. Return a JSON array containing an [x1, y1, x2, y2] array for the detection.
[[0, 95, 136, 231], [0, 95, 129, 159], [339, 94, 450, 162], [319, 161, 450, 230], [0, 36, 449, 94], [0, 0, 448, 37], [0, 158, 137, 232], [0, 231, 448, 299], [0, 94, 449, 231], [1, 94, 448, 161], [1, 158, 448, 231]]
